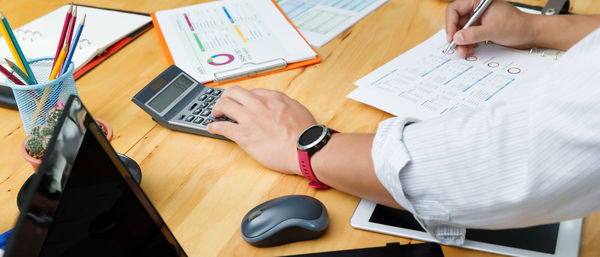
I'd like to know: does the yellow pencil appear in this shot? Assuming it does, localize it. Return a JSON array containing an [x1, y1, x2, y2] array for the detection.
[[0, 11, 31, 80], [34, 43, 68, 123], [49, 43, 68, 80]]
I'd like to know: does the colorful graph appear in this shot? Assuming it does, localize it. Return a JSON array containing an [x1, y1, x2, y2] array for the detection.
[[207, 53, 234, 66]]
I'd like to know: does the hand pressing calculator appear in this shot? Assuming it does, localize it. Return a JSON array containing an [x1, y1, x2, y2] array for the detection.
[[132, 65, 233, 140]]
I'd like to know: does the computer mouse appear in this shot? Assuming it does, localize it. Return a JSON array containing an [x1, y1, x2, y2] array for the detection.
[[241, 195, 328, 247]]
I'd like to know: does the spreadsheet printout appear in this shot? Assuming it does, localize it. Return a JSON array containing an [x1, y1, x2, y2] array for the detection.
[[348, 30, 555, 120]]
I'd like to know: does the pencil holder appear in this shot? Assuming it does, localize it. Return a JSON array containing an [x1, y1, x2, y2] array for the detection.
[[5, 57, 78, 135]]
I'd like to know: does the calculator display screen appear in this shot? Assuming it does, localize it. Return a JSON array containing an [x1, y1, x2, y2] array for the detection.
[[147, 75, 194, 113]]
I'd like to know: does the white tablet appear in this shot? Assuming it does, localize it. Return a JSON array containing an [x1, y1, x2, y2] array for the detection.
[[350, 199, 582, 257]]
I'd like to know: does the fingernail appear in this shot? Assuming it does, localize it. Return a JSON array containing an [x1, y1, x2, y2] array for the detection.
[[454, 32, 464, 44]]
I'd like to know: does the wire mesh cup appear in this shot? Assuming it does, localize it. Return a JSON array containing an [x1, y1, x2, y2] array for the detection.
[[6, 57, 78, 135]]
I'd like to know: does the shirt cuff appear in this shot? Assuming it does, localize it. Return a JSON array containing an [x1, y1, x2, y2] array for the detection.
[[371, 117, 466, 245]]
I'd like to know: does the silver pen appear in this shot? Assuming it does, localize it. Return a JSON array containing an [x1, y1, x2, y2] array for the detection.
[[444, 0, 493, 54]]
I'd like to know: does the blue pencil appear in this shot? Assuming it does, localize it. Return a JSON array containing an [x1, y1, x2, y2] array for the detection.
[[61, 14, 86, 75]]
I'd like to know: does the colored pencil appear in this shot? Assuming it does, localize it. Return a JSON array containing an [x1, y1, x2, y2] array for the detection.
[[0, 11, 37, 84], [52, 4, 73, 68], [0, 62, 24, 85], [5, 59, 34, 85], [61, 15, 85, 75], [50, 44, 68, 80]]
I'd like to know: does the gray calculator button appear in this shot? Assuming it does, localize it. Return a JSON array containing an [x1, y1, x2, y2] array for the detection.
[[198, 95, 207, 101], [193, 117, 204, 124], [189, 103, 198, 111], [202, 119, 214, 126], [213, 90, 221, 96], [192, 108, 201, 115], [200, 102, 208, 108], [208, 103, 215, 109], [200, 109, 211, 116], [186, 115, 195, 122], [206, 88, 214, 94], [207, 96, 215, 102]]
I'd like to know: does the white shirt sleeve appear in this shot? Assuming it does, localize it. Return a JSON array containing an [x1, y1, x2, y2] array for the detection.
[[371, 28, 600, 245]]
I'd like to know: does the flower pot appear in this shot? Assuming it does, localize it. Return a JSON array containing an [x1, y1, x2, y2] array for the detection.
[[21, 117, 113, 172]]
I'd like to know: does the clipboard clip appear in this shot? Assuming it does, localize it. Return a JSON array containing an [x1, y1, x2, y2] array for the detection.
[[214, 58, 288, 83]]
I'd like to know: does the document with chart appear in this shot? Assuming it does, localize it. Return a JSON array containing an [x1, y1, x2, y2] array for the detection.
[[348, 29, 554, 120], [152, 0, 319, 84], [277, 0, 388, 48]]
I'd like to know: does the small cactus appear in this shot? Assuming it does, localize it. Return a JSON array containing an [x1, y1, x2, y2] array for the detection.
[[25, 102, 65, 159]]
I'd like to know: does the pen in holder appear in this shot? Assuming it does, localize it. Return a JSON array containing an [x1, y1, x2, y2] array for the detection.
[[5, 57, 78, 135]]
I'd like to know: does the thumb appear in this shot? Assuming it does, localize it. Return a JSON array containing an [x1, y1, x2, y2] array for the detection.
[[207, 121, 238, 140], [454, 25, 493, 45]]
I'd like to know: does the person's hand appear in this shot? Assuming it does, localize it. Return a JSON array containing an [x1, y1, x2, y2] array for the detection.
[[446, 0, 536, 57], [207, 86, 317, 175]]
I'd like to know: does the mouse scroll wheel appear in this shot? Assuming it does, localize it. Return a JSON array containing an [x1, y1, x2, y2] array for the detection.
[[247, 210, 263, 222]]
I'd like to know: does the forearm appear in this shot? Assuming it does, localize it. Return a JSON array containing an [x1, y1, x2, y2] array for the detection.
[[306, 133, 402, 209], [530, 14, 600, 50]]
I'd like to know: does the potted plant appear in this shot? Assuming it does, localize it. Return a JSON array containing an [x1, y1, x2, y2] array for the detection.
[[20, 102, 113, 171]]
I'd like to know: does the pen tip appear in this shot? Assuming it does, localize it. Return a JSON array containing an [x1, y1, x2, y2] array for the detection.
[[82, 14, 86, 24], [68, 4, 73, 12], [0, 11, 5, 19]]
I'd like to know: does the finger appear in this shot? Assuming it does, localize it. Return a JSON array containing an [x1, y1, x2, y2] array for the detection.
[[454, 25, 493, 45], [222, 85, 264, 109], [207, 120, 239, 141], [212, 97, 247, 122], [456, 45, 473, 58], [445, 0, 478, 42]]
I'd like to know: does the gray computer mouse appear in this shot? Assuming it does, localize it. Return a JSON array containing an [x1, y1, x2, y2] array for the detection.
[[241, 195, 329, 247]]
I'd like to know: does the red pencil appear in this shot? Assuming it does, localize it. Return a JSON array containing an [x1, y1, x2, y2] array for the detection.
[[52, 4, 73, 68], [0, 63, 24, 85], [64, 7, 77, 52]]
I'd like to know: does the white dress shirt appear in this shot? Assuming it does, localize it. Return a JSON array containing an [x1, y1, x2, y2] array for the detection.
[[371, 28, 600, 245]]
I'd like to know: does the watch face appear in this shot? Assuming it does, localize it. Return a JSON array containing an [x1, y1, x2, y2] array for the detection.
[[299, 125, 326, 147]]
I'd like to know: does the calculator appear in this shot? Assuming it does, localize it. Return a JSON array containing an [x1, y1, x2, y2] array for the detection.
[[132, 65, 232, 140]]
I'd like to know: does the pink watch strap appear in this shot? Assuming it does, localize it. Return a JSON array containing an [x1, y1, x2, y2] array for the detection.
[[298, 150, 329, 189]]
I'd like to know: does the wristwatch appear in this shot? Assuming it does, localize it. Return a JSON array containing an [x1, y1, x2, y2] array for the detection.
[[296, 124, 338, 189]]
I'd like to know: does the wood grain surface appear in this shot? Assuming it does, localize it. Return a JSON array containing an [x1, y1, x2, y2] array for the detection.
[[1, 0, 598, 256]]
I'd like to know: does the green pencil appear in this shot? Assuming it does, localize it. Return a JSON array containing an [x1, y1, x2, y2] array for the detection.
[[0, 11, 37, 84], [5, 58, 34, 85]]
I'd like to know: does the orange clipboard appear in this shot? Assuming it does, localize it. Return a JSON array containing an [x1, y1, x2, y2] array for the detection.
[[150, 0, 321, 87]]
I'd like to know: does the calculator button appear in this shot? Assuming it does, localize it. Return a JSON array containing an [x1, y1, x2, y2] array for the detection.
[[193, 117, 204, 124], [207, 96, 215, 102], [206, 88, 214, 94], [202, 119, 214, 126], [189, 103, 198, 111], [213, 90, 221, 96], [198, 95, 207, 101], [200, 102, 208, 108], [185, 115, 195, 122], [208, 103, 215, 109], [192, 108, 202, 115], [179, 115, 186, 120], [200, 110, 211, 117]]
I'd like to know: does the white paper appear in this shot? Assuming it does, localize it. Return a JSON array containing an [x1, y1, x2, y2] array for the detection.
[[154, 0, 317, 83], [0, 5, 151, 85], [348, 30, 555, 120], [277, 0, 388, 48]]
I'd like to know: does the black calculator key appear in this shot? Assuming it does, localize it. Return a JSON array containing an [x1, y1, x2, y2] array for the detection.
[[202, 119, 214, 126], [213, 90, 221, 96], [189, 103, 197, 111], [200, 110, 211, 117], [207, 96, 215, 102], [185, 115, 195, 122], [208, 103, 215, 109], [192, 108, 201, 115], [200, 102, 208, 108], [193, 117, 204, 124], [179, 115, 186, 120], [198, 95, 207, 101], [206, 88, 214, 94]]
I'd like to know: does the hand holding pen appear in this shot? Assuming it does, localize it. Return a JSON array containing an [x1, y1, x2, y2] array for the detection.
[[444, 0, 537, 58]]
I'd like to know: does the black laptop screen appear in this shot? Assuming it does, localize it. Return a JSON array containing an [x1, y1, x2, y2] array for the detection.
[[6, 96, 186, 257]]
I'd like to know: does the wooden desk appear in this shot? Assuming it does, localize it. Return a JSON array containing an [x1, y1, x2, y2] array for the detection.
[[1, 0, 598, 256]]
